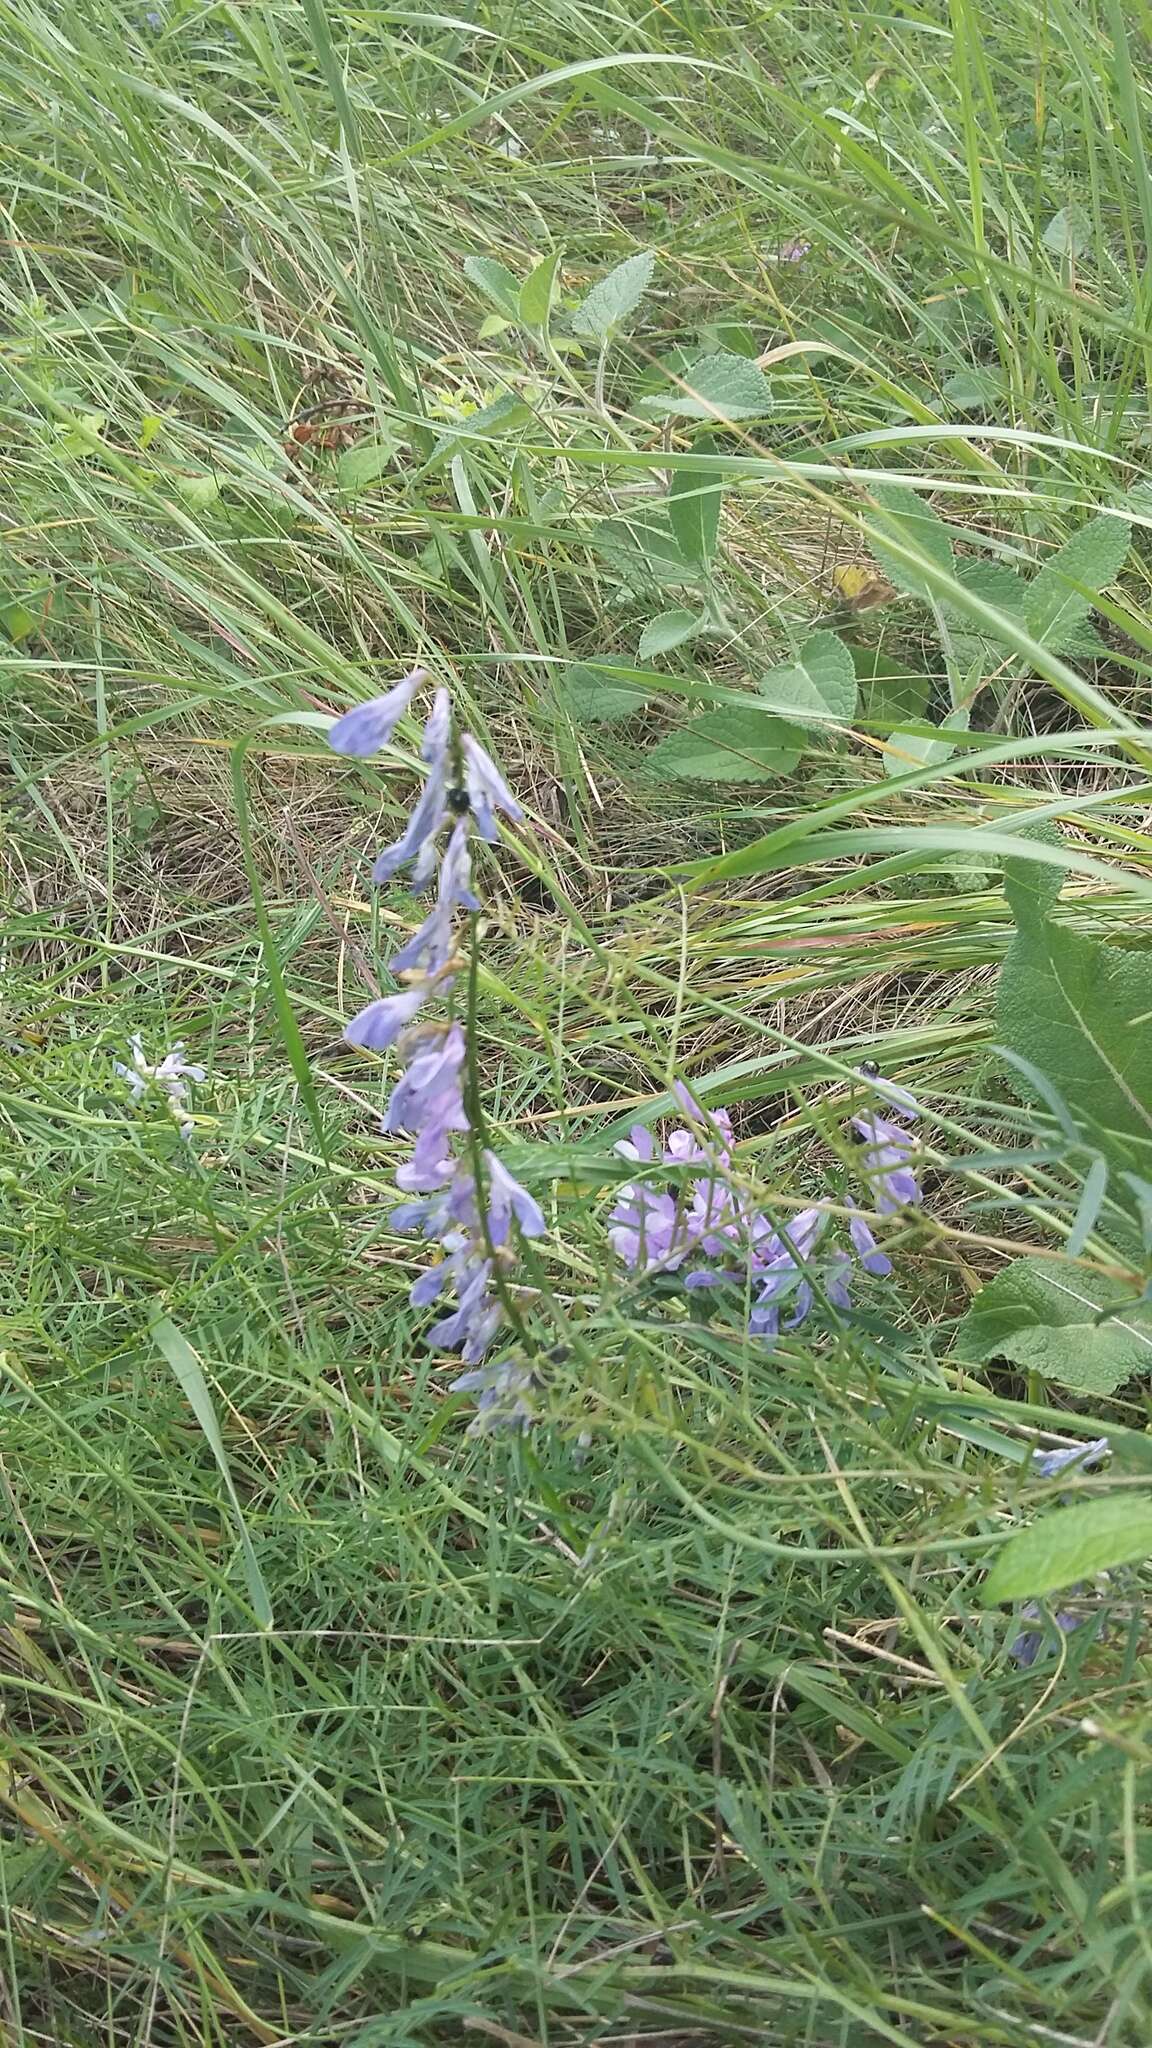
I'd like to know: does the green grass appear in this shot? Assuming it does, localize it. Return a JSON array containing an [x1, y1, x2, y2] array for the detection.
[[3, 0, 1152, 2041]]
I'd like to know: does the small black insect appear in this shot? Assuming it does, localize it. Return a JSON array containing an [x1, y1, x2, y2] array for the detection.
[[446, 784, 471, 815], [860, 1058, 881, 1078]]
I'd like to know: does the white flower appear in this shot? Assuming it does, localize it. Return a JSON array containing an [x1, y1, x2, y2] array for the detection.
[[115, 1035, 205, 1140]]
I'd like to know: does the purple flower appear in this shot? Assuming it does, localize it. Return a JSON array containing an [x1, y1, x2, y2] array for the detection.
[[421, 686, 452, 765], [428, 1255, 500, 1357], [1032, 1438, 1110, 1478], [852, 1111, 920, 1213], [670, 1083, 734, 1158], [609, 1182, 683, 1272], [327, 676, 547, 1425], [384, 1025, 467, 1171], [748, 1206, 828, 1340], [609, 1091, 741, 1275], [847, 1200, 892, 1277], [438, 817, 480, 912], [484, 1152, 547, 1242], [449, 1358, 536, 1434], [371, 757, 449, 886], [768, 238, 811, 264], [866, 1076, 920, 1120], [1011, 1603, 1089, 1668], [344, 985, 430, 1051], [825, 1248, 854, 1310], [328, 669, 425, 757], [461, 734, 525, 842], [388, 823, 476, 977]]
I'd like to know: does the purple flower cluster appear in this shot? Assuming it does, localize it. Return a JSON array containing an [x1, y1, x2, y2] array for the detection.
[[328, 674, 543, 1431], [609, 1072, 921, 1342]]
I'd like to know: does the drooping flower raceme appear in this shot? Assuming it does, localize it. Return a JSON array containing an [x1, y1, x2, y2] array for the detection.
[[115, 1034, 205, 1141], [608, 1071, 921, 1343], [328, 675, 543, 1431]]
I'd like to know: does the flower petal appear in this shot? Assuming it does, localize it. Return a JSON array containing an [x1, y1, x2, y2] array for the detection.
[[344, 985, 429, 1051], [328, 670, 425, 757]]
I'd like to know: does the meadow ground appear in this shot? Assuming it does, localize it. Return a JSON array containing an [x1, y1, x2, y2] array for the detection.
[[3, 0, 1152, 2041]]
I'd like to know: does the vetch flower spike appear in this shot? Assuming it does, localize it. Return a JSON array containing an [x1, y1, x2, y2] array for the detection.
[[607, 1078, 913, 1340], [327, 671, 544, 1430]]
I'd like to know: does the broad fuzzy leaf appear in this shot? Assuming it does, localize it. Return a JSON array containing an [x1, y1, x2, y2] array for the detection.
[[997, 853, 1152, 1171], [561, 663, 656, 723], [949, 559, 1029, 616], [853, 646, 931, 731], [335, 435, 403, 492], [594, 513, 703, 594], [758, 631, 857, 727], [1042, 204, 1091, 257], [638, 609, 700, 658], [667, 435, 722, 566], [646, 709, 802, 781], [1024, 514, 1131, 650], [462, 254, 521, 317], [867, 484, 955, 603], [953, 1255, 1152, 1394], [640, 352, 773, 422], [942, 367, 1005, 411], [570, 250, 655, 339], [984, 1496, 1152, 1605], [519, 247, 563, 329]]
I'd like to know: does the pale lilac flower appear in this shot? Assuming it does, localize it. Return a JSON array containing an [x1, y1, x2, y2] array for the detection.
[[461, 733, 525, 842], [852, 1111, 920, 1213], [384, 1023, 464, 1127], [389, 899, 455, 978], [484, 1152, 547, 1242], [421, 686, 452, 765], [768, 238, 811, 264], [371, 758, 449, 886], [826, 1248, 855, 1310], [438, 817, 480, 912], [616, 1124, 656, 1166], [609, 1072, 912, 1341], [608, 1183, 683, 1271], [670, 1082, 734, 1158], [428, 1255, 501, 1358], [389, 824, 475, 976], [847, 1200, 892, 1277], [748, 1206, 829, 1339], [395, 1122, 457, 1193], [1032, 1438, 1111, 1478], [1011, 1602, 1090, 1668], [449, 1358, 537, 1434], [344, 985, 431, 1051], [115, 1035, 205, 1140], [328, 669, 425, 757], [867, 1077, 920, 1120], [609, 1089, 739, 1275]]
